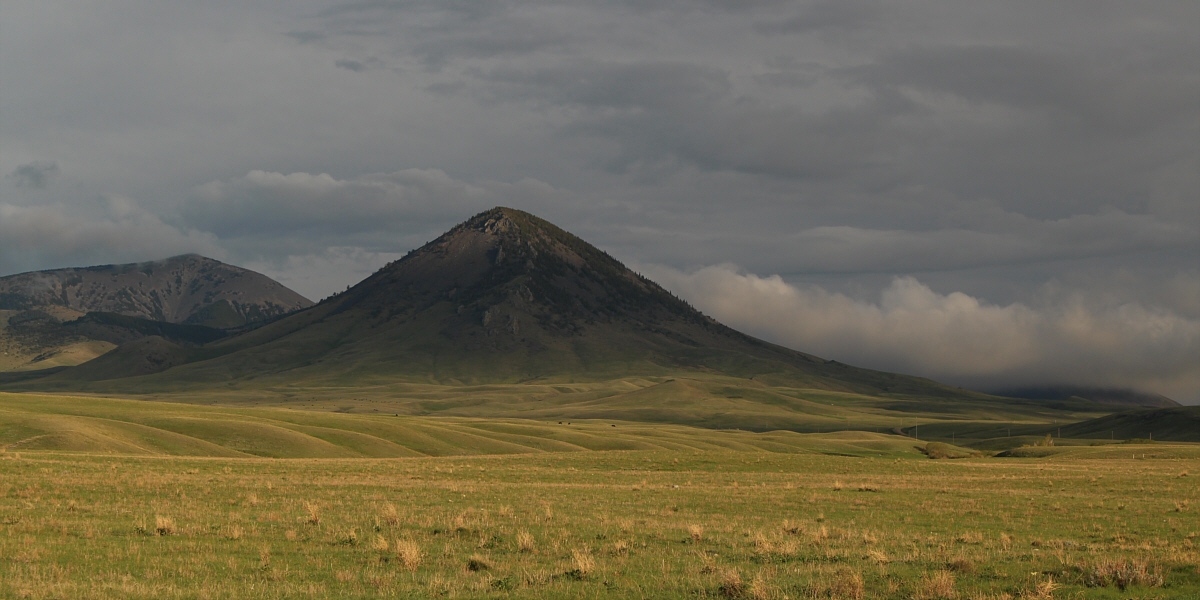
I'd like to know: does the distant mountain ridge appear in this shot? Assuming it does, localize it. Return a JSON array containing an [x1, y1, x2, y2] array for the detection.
[[21, 208, 999, 402], [0, 254, 312, 329]]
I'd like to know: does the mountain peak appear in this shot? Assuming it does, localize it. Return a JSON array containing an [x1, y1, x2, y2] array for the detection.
[[336, 207, 700, 336]]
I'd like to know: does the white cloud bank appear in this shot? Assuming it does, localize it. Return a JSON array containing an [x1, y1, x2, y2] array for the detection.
[[643, 264, 1200, 403], [0, 198, 222, 275]]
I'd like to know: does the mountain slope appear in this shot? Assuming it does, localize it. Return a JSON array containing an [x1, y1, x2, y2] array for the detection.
[[0, 254, 312, 328], [31, 208, 994, 404]]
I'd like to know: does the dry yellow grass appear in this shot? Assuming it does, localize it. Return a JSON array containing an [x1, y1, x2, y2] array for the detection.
[[1, 444, 1197, 599]]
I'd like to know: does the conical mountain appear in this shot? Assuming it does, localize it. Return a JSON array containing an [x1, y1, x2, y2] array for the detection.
[[50, 207, 977, 398]]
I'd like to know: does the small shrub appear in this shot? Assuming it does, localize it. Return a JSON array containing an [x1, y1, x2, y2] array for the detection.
[[955, 531, 983, 544], [1022, 578, 1059, 600], [947, 556, 975, 573], [1079, 558, 1164, 590], [811, 524, 829, 543], [154, 515, 175, 536], [866, 549, 889, 564], [334, 529, 358, 546], [303, 501, 320, 525], [747, 573, 773, 600], [829, 567, 865, 600], [913, 570, 956, 599], [717, 568, 745, 599], [466, 554, 491, 572], [567, 547, 594, 579], [490, 575, 517, 591], [395, 539, 422, 570], [379, 502, 399, 525], [515, 530, 535, 553]]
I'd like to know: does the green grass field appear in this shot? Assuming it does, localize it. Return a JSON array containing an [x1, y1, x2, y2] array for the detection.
[[2, 393, 1199, 599]]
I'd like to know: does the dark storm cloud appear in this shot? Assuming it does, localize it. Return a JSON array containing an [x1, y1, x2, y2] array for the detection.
[[11, 161, 60, 188]]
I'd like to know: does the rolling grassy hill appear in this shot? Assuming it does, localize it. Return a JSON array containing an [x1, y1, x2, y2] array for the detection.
[[0, 392, 943, 458]]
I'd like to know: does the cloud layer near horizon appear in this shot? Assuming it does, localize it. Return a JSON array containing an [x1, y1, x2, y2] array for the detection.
[[643, 264, 1200, 402]]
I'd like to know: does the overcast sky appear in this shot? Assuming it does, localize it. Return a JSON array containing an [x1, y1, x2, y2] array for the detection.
[[2, 0, 1197, 402]]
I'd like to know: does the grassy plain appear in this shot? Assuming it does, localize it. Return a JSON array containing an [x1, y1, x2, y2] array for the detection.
[[2, 398, 1199, 599]]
